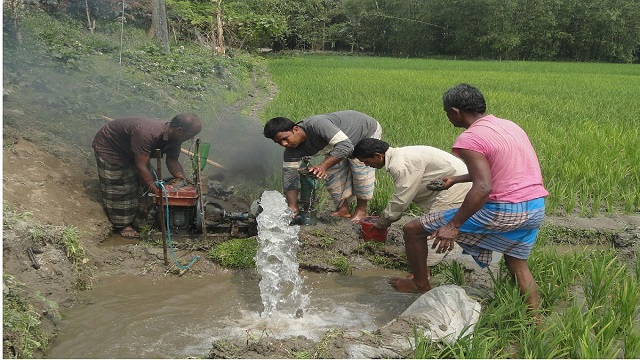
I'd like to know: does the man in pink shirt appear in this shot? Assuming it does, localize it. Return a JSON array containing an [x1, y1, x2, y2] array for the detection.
[[389, 84, 548, 323]]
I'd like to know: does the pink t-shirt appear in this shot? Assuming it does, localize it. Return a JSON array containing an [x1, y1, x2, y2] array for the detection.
[[452, 115, 549, 203]]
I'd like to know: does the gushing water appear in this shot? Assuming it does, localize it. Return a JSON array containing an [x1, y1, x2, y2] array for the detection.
[[255, 190, 309, 317]]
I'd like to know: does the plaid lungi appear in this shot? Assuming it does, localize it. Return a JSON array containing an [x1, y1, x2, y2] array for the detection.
[[95, 154, 140, 229], [325, 124, 382, 206], [420, 197, 546, 268]]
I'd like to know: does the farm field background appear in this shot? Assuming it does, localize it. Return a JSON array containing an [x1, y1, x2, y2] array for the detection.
[[263, 55, 640, 217]]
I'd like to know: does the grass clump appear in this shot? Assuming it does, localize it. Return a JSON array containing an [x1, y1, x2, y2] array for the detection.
[[208, 237, 258, 268], [2, 275, 56, 359], [330, 255, 352, 275]]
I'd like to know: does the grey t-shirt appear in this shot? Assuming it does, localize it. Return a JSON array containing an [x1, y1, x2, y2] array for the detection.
[[282, 110, 380, 191]]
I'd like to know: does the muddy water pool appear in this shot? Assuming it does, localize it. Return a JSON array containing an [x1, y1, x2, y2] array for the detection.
[[45, 268, 419, 359]]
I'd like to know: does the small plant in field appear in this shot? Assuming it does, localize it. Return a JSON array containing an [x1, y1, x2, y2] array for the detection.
[[59, 226, 86, 264], [4, 208, 93, 290], [367, 254, 394, 268], [537, 224, 616, 246], [293, 350, 312, 358], [138, 225, 152, 242], [331, 255, 352, 275], [437, 261, 466, 286], [529, 247, 586, 310], [208, 238, 258, 268], [210, 339, 240, 358], [582, 250, 623, 309], [309, 229, 336, 248], [314, 328, 343, 358], [139, 225, 162, 247], [623, 328, 640, 358]]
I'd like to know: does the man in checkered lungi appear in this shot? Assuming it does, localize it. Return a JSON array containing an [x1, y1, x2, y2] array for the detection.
[[389, 84, 548, 323], [264, 110, 382, 223], [92, 114, 202, 238]]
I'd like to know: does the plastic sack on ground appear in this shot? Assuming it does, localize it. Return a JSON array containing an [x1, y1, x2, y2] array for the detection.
[[400, 284, 481, 344]]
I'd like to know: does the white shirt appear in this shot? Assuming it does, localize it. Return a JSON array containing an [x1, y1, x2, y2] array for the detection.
[[379, 146, 472, 226]]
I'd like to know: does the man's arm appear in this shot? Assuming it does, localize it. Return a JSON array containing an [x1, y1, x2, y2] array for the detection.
[[376, 168, 422, 229], [134, 154, 161, 196], [166, 157, 187, 180], [432, 149, 492, 253], [285, 189, 300, 216], [283, 161, 302, 215], [309, 155, 342, 179]]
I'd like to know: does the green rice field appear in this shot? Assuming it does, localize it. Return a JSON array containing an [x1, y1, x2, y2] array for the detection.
[[263, 55, 640, 216]]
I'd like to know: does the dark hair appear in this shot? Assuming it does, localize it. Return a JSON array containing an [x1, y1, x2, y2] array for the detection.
[[263, 117, 296, 139], [443, 84, 487, 114], [169, 113, 202, 133], [352, 138, 389, 158]]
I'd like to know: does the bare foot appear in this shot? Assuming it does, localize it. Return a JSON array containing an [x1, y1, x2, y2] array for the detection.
[[406, 273, 431, 281], [118, 226, 139, 238], [388, 277, 431, 293], [331, 207, 351, 218], [349, 209, 367, 224]]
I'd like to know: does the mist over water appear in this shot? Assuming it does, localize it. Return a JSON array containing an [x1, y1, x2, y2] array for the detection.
[[3, 31, 280, 185]]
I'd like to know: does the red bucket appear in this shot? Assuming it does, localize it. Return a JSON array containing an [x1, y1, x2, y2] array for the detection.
[[359, 216, 388, 242]]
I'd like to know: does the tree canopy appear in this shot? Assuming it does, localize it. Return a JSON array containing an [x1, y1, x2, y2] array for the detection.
[[6, 0, 640, 62]]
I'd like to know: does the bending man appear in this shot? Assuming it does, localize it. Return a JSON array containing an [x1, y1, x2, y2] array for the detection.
[[353, 138, 471, 275], [92, 114, 202, 238], [264, 110, 382, 222], [389, 84, 548, 322]]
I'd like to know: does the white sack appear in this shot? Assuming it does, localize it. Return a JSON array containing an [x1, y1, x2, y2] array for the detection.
[[399, 284, 481, 344]]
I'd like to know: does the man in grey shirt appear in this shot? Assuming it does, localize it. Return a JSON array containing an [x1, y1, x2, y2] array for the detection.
[[263, 110, 382, 222]]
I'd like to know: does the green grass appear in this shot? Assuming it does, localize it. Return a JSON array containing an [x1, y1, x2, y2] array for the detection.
[[208, 237, 259, 268], [419, 243, 640, 358], [3, 275, 54, 359], [263, 54, 640, 216]]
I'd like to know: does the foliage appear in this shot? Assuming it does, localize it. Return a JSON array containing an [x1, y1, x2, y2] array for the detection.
[[10, 0, 639, 62], [221, 0, 639, 62], [412, 246, 640, 358], [208, 237, 258, 268], [264, 55, 640, 216], [223, 4, 288, 50], [2, 9, 258, 155], [2, 275, 55, 359]]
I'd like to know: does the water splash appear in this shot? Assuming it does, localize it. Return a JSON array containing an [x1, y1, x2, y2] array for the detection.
[[255, 190, 309, 318]]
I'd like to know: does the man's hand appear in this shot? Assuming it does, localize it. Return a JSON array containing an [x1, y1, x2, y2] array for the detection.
[[309, 165, 327, 179], [150, 184, 162, 197], [289, 204, 300, 217], [431, 223, 458, 254]]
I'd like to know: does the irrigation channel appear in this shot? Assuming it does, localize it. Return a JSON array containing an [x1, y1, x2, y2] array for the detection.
[[45, 191, 420, 359]]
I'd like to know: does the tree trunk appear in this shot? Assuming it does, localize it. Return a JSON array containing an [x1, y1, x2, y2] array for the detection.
[[9, 0, 22, 45], [85, 0, 95, 33], [152, 0, 170, 54], [215, 0, 225, 55]]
